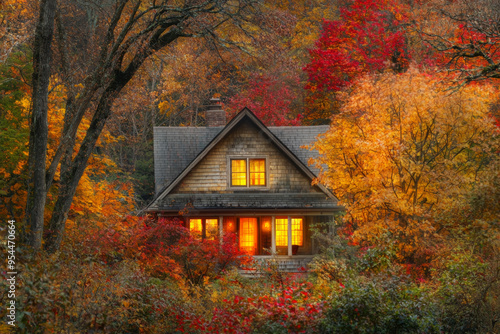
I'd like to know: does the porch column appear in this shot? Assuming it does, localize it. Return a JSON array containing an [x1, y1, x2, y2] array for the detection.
[[287, 216, 292, 256], [271, 216, 276, 255], [219, 216, 224, 242]]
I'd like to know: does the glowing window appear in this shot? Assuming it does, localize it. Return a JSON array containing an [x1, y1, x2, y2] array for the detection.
[[249, 159, 266, 186], [206, 219, 218, 240], [292, 218, 303, 246], [231, 160, 247, 186], [189, 218, 219, 239], [239, 218, 257, 255], [189, 219, 202, 237], [275, 218, 288, 246], [231, 158, 266, 187]]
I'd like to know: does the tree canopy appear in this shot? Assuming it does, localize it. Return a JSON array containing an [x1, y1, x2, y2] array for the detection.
[[312, 68, 500, 260]]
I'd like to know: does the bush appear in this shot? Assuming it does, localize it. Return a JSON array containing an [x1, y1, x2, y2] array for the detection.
[[435, 250, 500, 334], [319, 275, 440, 334], [176, 280, 324, 334]]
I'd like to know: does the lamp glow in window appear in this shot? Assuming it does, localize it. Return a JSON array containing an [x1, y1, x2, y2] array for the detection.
[[275, 218, 288, 246], [239, 218, 257, 255], [261, 218, 271, 232], [224, 217, 236, 233], [291, 218, 303, 246]]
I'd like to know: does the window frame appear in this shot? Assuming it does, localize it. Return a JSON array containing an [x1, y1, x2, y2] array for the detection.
[[188, 217, 220, 240], [228, 157, 268, 189], [275, 216, 304, 247]]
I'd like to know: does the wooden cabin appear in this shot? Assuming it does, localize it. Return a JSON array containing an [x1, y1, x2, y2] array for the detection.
[[145, 99, 342, 271]]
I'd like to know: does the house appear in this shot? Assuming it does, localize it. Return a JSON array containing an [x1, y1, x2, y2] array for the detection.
[[145, 98, 342, 271]]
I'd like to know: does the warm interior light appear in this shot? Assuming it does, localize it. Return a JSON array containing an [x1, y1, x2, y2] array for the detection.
[[239, 218, 257, 255], [231, 159, 247, 186], [275, 218, 288, 246], [249, 159, 265, 186], [292, 218, 303, 246], [262, 220, 271, 232], [224, 218, 236, 233], [189, 219, 202, 239], [205, 219, 218, 239]]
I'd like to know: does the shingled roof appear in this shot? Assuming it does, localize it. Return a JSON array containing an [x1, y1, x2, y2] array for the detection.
[[153, 124, 329, 193], [146, 108, 339, 213]]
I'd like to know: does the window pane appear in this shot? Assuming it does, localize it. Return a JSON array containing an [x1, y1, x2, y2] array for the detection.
[[231, 159, 247, 186], [206, 219, 218, 240], [249, 159, 265, 186], [239, 218, 257, 255], [275, 218, 288, 246], [189, 219, 202, 239], [292, 218, 303, 246]]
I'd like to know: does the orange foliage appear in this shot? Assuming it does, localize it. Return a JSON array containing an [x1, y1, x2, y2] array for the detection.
[[0, 71, 135, 232], [312, 68, 500, 261]]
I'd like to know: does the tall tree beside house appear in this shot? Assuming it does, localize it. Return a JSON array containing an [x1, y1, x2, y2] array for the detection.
[[25, 0, 57, 250], [22, 0, 270, 252]]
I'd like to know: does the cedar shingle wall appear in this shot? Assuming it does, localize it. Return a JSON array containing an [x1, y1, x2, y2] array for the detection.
[[173, 119, 320, 194]]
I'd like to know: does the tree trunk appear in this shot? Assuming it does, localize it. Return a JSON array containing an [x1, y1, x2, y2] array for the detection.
[[26, 0, 57, 250], [38, 0, 261, 252], [44, 86, 118, 252]]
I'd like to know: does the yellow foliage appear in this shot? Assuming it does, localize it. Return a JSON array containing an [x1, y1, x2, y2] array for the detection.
[[0, 77, 135, 227], [313, 68, 500, 259]]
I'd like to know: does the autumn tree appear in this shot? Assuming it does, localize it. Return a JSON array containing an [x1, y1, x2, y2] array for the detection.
[[312, 69, 500, 261], [26, 0, 57, 250], [226, 73, 302, 125], [0, 48, 31, 222], [21, 0, 267, 252], [0, 0, 37, 63], [417, 0, 500, 85], [304, 0, 410, 123]]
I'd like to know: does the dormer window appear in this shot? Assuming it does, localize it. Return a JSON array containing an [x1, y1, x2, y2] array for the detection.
[[231, 158, 266, 187]]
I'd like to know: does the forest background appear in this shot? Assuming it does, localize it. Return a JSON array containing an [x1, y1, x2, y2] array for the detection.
[[0, 0, 499, 333]]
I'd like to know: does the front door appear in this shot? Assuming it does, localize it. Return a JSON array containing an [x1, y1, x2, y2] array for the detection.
[[239, 218, 257, 255]]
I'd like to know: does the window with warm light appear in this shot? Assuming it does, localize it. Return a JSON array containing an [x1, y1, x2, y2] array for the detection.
[[189, 219, 202, 238], [249, 159, 265, 186], [292, 218, 303, 246], [275, 218, 288, 246], [205, 219, 218, 240], [230, 158, 266, 187], [189, 218, 219, 240], [239, 218, 257, 255], [231, 160, 247, 186], [275, 217, 304, 247]]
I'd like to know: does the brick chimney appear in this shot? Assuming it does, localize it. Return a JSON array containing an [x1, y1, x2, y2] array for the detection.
[[205, 97, 226, 127]]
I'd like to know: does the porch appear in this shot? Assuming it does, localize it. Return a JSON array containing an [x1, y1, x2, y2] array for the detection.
[[240, 255, 315, 276]]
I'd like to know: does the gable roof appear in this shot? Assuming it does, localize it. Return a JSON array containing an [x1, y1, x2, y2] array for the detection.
[[146, 108, 335, 212], [154, 117, 329, 193]]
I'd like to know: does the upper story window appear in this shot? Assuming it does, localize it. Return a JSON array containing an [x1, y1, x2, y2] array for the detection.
[[230, 158, 266, 187]]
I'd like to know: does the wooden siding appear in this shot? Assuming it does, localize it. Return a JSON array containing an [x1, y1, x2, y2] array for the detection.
[[172, 119, 321, 194]]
